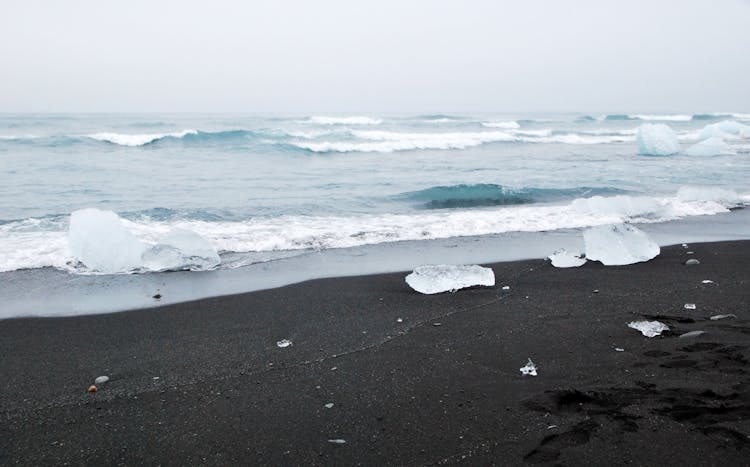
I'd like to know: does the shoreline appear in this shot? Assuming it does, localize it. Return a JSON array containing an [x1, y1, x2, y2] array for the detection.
[[2, 240, 749, 465], [3, 207, 750, 319]]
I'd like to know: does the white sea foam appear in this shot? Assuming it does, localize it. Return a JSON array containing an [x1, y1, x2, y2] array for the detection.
[[86, 129, 197, 147], [307, 116, 382, 125], [481, 121, 520, 129], [0, 188, 743, 274], [630, 114, 693, 122], [290, 129, 635, 153]]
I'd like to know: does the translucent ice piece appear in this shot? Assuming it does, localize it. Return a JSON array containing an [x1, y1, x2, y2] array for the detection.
[[405, 264, 495, 294]]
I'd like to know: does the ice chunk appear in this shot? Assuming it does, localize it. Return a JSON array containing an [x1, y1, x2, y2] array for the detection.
[[327, 439, 347, 444], [628, 320, 669, 337], [685, 136, 735, 156], [94, 376, 109, 384], [698, 120, 750, 140], [684, 303, 696, 310], [685, 259, 700, 265], [710, 314, 736, 321], [324, 403, 334, 409], [583, 224, 660, 266], [548, 248, 586, 268], [520, 358, 537, 376], [276, 339, 292, 348], [679, 330, 706, 339], [405, 264, 495, 294], [141, 228, 220, 271], [68, 208, 146, 273], [636, 123, 680, 155]]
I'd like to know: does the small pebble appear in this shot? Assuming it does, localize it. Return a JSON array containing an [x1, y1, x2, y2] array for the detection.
[[685, 259, 700, 265], [87, 385, 97, 393], [152, 293, 162, 299]]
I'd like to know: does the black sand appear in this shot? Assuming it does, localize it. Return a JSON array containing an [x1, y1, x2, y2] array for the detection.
[[1, 241, 749, 465]]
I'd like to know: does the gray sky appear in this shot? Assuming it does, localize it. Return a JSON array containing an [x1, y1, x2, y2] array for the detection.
[[2, 0, 749, 113]]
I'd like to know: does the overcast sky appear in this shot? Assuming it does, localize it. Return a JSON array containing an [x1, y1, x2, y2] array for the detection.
[[2, 0, 749, 113]]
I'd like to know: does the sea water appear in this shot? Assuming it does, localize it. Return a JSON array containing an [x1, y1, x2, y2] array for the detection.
[[2, 112, 749, 316]]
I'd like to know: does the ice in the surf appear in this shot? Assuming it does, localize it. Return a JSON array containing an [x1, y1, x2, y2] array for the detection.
[[685, 136, 735, 156], [405, 264, 495, 294], [548, 249, 586, 268], [698, 120, 750, 140], [583, 224, 660, 266], [68, 208, 146, 273], [636, 123, 680, 155], [141, 228, 220, 271]]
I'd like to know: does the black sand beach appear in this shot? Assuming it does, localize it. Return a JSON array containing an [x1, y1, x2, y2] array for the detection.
[[1, 240, 749, 465]]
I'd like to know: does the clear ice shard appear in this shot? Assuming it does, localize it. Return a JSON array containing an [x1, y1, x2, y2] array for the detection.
[[68, 208, 146, 273], [405, 264, 495, 294], [628, 320, 669, 337], [141, 228, 221, 271], [636, 123, 680, 155], [520, 358, 537, 376], [583, 224, 660, 266], [548, 248, 586, 268]]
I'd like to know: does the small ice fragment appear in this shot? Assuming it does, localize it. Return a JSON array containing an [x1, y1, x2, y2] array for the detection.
[[685, 259, 700, 265], [686, 251, 694, 255], [682, 244, 688, 248], [628, 321, 669, 337], [276, 339, 292, 348], [324, 403, 334, 409], [684, 303, 696, 310], [328, 439, 346, 444], [636, 123, 680, 155], [701, 280, 713, 284], [583, 224, 660, 266], [615, 348, 625, 352], [396, 318, 403, 323], [433, 322, 442, 327], [710, 314, 736, 320], [679, 330, 706, 339], [547, 425, 558, 430], [94, 376, 109, 385], [548, 249, 587, 268], [520, 358, 537, 376], [152, 376, 160, 380], [502, 285, 510, 290], [405, 264, 495, 294], [593, 289, 600, 293], [330, 366, 338, 371]]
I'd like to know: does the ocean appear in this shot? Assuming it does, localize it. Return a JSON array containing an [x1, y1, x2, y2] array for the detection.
[[2, 112, 750, 316]]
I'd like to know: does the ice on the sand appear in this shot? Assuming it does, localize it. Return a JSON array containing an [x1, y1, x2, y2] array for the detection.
[[405, 264, 495, 294], [684, 303, 696, 310], [636, 123, 680, 155], [698, 120, 750, 140], [710, 314, 737, 321], [548, 248, 586, 268], [679, 330, 706, 339], [628, 320, 669, 337], [327, 439, 346, 444], [685, 136, 735, 156], [69, 208, 146, 273], [276, 339, 292, 348], [520, 358, 537, 376], [583, 224, 659, 266], [141, 228, 220, 271]]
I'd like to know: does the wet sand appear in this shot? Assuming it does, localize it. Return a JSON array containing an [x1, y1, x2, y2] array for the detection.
[[1, 241, 748, 465]]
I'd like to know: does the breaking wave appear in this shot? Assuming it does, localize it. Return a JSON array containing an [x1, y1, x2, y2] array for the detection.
[[400, 184, 628, 209], [86, 130, 198, 146], [306, 116, 383, 125], [1, 187, 745, 274]]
